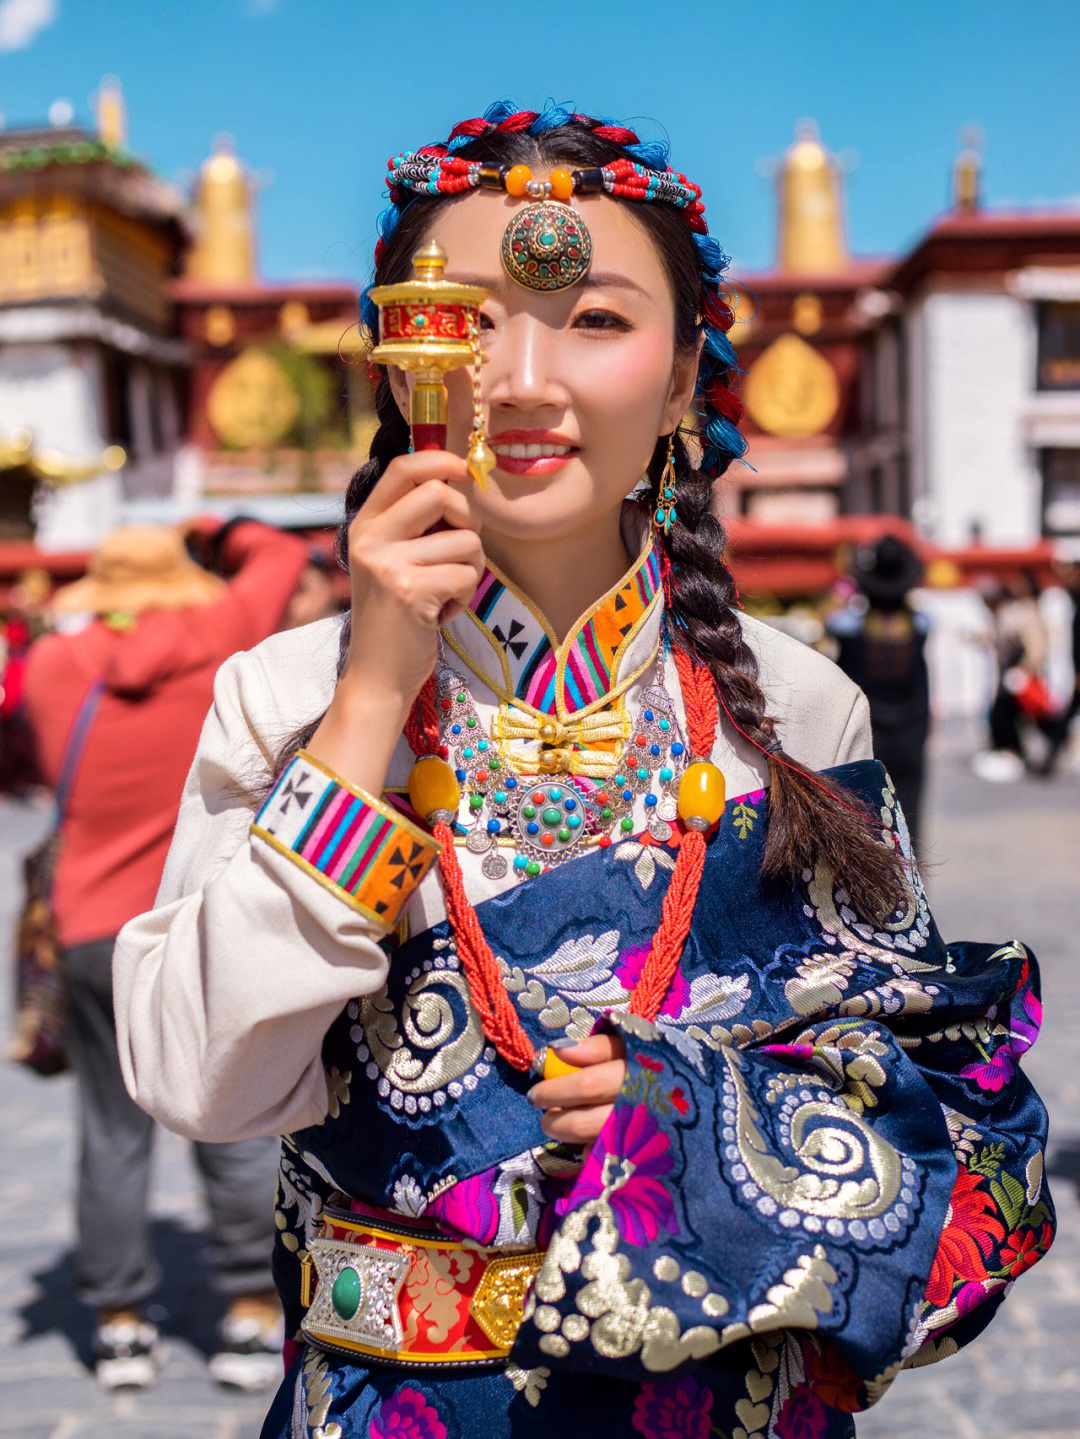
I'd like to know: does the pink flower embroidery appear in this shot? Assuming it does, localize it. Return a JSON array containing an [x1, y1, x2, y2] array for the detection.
[[631, 1376, 714, 1439], [959, 1046, 1016, 1093], [1011, 989, 1042, 1055], [775, 1385, 830, 1439], [424, 1168, 499, 1245], [566, 1103, 678, 1245], [369, 1386, 447, 1439]]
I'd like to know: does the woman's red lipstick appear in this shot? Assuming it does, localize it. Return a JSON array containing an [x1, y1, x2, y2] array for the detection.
[[489, 430, 578, 476]]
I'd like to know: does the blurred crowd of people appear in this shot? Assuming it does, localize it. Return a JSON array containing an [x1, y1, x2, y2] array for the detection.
[[1, 517, 342, 1391], [1, 518, 1077, 1391]]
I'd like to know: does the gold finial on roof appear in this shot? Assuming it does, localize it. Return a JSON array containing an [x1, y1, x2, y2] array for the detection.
[[953, 126, 983, 213], [95, 76, 126, 151], [777, 120, 848, 274], [184, 134, 257, 283]]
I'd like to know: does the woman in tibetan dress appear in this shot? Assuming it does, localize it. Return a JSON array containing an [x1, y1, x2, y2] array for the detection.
[[113, 104, 1053, 1439]]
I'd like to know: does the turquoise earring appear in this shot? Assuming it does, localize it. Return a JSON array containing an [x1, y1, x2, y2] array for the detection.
[[654, 433, 677, 535]]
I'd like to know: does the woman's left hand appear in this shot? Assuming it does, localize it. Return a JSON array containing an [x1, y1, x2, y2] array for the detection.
[[527, 1033, 627, 1144]]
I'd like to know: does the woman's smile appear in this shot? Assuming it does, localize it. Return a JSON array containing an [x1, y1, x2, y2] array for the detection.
[[490, 428, 579, 474]]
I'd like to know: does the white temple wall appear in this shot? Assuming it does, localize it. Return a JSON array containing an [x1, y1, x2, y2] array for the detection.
[[907, 290, 1041, 546], [0, 341, 121, 549]]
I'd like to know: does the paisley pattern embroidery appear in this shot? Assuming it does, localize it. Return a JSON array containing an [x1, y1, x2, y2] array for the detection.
[[716, 1046, 917, 1242], [351, 937, 495, 1115]]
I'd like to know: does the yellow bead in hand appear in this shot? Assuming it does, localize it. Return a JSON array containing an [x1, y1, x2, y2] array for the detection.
[[407, 756, 460, 823], [542, 1048, 581, 1080], [677, 761, 726, 827]]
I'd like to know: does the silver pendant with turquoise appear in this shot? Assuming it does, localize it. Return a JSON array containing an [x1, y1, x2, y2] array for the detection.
[[435, 666, 686, 881]]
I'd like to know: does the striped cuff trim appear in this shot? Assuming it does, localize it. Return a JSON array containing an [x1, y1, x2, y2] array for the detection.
[[251, 751, 439, 927]]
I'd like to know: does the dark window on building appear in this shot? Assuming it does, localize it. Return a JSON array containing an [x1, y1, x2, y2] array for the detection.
[[1037, 302, 1080, 389], [1041, 448, 1080, 536], [0, 469, 35, 539], [102, 349, 133, 449]]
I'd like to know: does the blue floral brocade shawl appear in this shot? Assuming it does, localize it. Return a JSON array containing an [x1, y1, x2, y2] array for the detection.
[[264, 761, 1053, 1439]]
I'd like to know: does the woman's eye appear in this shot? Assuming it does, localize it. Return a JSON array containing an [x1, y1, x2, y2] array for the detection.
[[477, 312, 496, 331], [573, 310, 630, 331]]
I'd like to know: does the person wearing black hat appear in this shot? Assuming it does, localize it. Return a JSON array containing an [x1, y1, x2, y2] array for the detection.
[[827, 534, 930, 850]]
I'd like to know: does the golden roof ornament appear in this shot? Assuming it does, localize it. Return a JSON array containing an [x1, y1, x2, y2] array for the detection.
[[953, 127, 983, 213], [95, 76, 127, 152], [777, 121, 848, 275], [185, 135, 257, 284]]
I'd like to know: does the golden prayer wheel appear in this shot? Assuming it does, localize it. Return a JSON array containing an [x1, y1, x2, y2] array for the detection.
[[368, 243, 494, 484]]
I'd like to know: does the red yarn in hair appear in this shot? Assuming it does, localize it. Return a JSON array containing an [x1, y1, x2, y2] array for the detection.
[[706, 384, 745, 424]]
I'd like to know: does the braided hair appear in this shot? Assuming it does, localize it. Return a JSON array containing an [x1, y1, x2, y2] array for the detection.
[[303, 102, 905, 921]]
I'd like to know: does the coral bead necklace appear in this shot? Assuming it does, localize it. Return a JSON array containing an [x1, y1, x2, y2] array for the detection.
[[403, 644, 725, 1074]]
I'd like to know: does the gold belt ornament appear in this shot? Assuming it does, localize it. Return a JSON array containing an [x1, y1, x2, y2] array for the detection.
[[300, 1208, 544, 1368]]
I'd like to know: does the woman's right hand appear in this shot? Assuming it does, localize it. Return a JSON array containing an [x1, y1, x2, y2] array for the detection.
[[306, 452, 484, 791]]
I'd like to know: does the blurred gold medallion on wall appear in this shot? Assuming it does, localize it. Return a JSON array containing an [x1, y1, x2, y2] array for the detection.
[[206, 348, 300, 448], [744, 332, 840, 438]]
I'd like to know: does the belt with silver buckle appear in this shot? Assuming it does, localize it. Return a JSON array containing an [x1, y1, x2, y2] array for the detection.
[[300, 1203, 544, 1369]]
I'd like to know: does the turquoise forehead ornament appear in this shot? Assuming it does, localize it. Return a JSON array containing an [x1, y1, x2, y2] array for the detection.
[[500, 201, 592, 292]]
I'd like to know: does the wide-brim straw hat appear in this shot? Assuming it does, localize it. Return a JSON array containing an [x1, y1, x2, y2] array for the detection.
[[51, 526, 227, 616]]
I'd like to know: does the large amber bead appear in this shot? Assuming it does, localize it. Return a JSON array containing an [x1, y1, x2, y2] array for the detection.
[[408, 756, 460, 822], [677, 761, 726, 825], [505, 164, 532, 198], [542, 1047, 580, 1080], [548, 167, 574, 202]]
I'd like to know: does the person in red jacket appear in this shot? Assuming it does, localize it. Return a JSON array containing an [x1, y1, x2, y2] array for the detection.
[[23, 518, 308, 1391]]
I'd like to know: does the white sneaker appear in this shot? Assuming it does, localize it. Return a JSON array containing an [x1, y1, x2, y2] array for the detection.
[[92, 1318, 160, 1390], [970, 750, 1025, 783], [208, 1310, 284, 1392]]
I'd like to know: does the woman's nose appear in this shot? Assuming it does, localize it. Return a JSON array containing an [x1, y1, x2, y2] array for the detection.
[[484, 316, 569, 412]]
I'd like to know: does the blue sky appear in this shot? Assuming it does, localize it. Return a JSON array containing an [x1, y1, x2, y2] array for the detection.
[[2, 0, 1079, 287]]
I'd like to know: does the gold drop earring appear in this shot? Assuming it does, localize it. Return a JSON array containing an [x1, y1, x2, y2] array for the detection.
[[654, 433, 677, 535]]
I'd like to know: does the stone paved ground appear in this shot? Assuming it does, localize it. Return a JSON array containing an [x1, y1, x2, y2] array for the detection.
[[0, 727, 1077, 1439]]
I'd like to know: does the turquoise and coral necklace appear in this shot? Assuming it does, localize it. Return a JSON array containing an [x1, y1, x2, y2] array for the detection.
[[434, 644, 688, 882]]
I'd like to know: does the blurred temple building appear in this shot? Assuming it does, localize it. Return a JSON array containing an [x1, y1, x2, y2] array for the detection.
[[1, 87, 1079, 584], [727, 121, 1080, 573], [0, 79, 365, 551]]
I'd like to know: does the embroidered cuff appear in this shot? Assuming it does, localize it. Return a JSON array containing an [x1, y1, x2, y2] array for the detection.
[[251, 751, 440, 928]]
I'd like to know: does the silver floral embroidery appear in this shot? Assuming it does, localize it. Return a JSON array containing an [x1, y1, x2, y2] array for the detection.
[[505, 1363, 550, 1407], [613, 840, 676, 892], [500, 929, 750, 1059], [391, 1175, 426, 1216]]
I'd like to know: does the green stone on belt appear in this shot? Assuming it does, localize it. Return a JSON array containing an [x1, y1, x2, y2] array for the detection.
[[542, 807, 561, 826], [332, 1266, 361, 1320]]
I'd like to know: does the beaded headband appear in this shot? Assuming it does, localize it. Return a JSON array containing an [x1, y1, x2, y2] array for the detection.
[[386, 152, 706, 292], [368, 105, 746, 479]]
